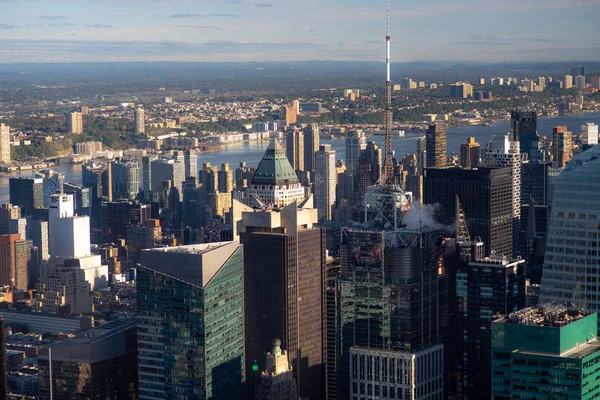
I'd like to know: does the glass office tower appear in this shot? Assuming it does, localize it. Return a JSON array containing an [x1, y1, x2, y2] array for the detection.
[[137, 242, 245, 399]]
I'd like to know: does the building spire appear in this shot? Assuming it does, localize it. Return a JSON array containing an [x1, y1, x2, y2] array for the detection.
[[383, 0, 394, 185]]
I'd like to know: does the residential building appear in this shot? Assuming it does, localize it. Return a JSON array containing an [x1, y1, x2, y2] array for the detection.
[[564, 74, 573, 89], [592, 75, 600, 90], [36, 169, 64, 207], [484, 135, 521, 257], [581, 122, 599, 146], [9, 177, 43, 216], [575, 75, 586, 89], [492, 309, 600, 400], [426, 124, 447, 168], [552, 126, 573, 168], [0, 234, 37, 289], [315, 144, 336, 222], [137, 242, 245, 399], [36, 258, 92, 314], [0, 123, 10, 164], [66, 111, 83, 134], [510, 110, 537, 156], [282, 105, 297, 125], [450, 82, 473, 98], [233, 199, 325, 399], [247, 139, 306, 208], [112, 158, 142, 200], [134, 107, 145, 134], [459, 137, 480, 168], [424, 167, 513, 256], [74, 141, 102, 155]]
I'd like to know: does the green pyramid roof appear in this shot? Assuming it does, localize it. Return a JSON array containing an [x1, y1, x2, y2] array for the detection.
[[251, 138, 299, 185]]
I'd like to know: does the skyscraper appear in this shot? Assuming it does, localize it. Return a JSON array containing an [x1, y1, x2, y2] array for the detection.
[[36, 169, 64, 207], [303, 123, 320, 172], [456, 255, 526, 399], [38, 319, 138, 400], [354, 141, 382, 205], [9, 177, 43, 217], [315, 144, 337, 222], [551, 126, 573, 168], [581, 122, 598, 146], [484, 135, 521, 257], [0, 204, 21, 235], [233, 199, 325, 399], [426, 124, 447, 168], [184, 148, 197, 178], [459, 137, 480, 168], [416, 136, 427, 174], [137, 242, 245, 399], [575, 75, 586, 89], [66, 111, 83, 134], [571, 65, 585, 77], [285, 129, 305, 171], [0, 234, 37, 289], [282, 105, 297, 125], [134, 107, 145, 134], [539, 146, 600, 309], [424, 167, 513, 256], [0, 123, 10, 165], [510, 110, 537, 156], [151, 157, 185, 193], [112, 158, 142, 200], [338, 227, 448, 399], [344, 130, 367, 201], [101, 200, 151, 243], [248, 139, 306, 208], [564, 74, 573, 89], [492, 309, 600, 400]]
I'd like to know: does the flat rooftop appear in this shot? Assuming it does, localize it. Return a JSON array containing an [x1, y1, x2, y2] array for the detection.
[[143, 241, 230, 256]]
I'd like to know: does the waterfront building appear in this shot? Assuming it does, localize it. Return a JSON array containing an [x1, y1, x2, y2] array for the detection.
[[0, 123, 10, 164]]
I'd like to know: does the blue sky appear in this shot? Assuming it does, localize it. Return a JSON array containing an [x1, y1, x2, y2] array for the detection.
[[0, 0, 598, 63]]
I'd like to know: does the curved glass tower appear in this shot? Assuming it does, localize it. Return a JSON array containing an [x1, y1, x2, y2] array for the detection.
[[540, 145, 600, 311]]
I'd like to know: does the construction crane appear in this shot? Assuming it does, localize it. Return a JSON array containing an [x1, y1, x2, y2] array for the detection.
[[383, 0, 394, 185]]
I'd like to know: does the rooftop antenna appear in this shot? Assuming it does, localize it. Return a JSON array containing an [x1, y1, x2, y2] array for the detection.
[[383, 0, 394, 185]]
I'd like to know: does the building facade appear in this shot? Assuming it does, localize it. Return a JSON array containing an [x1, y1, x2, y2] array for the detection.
[[137, 242, 245, 400], [510, 111, 537, 156], [315, 144, 337, 222], [426, 124, 447, 168], [67, 111, 83, 134], [0, 123, 10, 165]]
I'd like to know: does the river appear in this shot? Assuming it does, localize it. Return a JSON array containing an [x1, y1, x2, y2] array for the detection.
[[1, 111, 599, 204]]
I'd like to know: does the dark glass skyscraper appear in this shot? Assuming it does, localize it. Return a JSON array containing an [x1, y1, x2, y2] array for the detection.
[[424, 167, 513, 257], [137, 242, 245, 400], [510, 111, 538, 156], [9, 177, 43, 216]]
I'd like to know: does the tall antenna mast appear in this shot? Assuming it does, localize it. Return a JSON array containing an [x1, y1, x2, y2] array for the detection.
[[383, 0, 394, 185]]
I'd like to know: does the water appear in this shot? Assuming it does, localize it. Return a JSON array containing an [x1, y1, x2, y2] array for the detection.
[[2, 111, 599, 204]]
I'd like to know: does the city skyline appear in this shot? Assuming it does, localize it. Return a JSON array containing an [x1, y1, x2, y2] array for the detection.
[[1, 0, 599, 63]]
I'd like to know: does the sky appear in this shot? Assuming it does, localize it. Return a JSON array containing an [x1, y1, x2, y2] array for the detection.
[[0, 0, 599, 63]]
